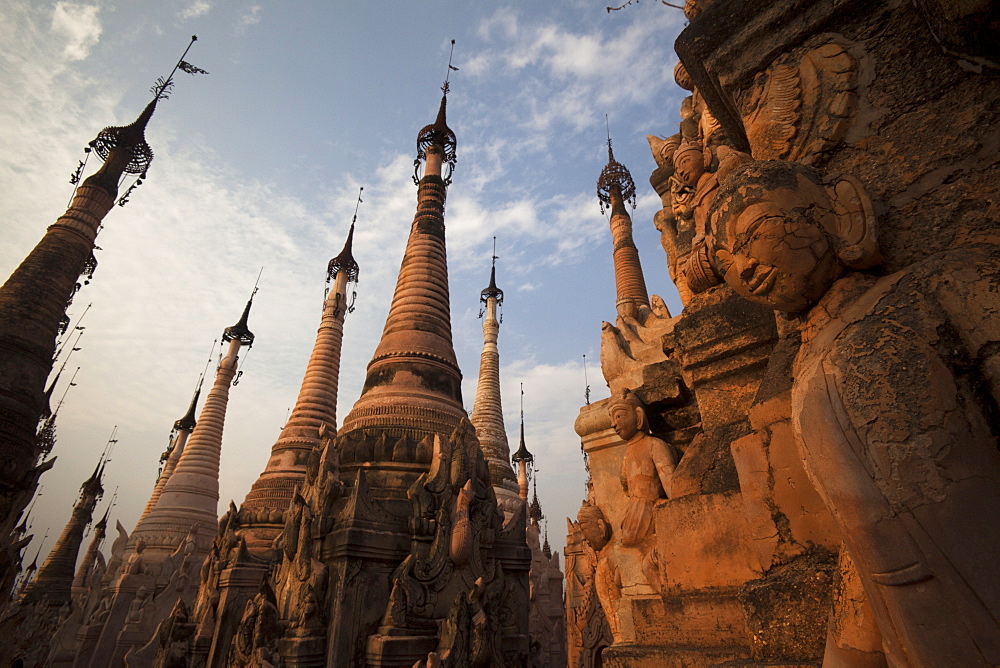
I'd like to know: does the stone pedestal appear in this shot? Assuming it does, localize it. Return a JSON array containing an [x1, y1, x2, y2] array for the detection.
[[278, 635, 326, 667]]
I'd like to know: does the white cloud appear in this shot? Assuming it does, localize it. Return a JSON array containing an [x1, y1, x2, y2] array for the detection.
[[466, 8, 682, 136], [239, 5, 261, 28], [51, 3, 101, 61], [179, 0, 210, 20]]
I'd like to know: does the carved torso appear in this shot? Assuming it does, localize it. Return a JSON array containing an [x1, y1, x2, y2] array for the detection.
[[792, 246, 1000, 665]]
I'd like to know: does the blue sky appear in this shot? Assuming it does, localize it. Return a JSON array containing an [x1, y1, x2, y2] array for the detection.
[[0, 1, 686, 563]]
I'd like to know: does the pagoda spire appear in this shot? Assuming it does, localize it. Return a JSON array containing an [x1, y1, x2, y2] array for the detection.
[[240, 195, 362, 550], [511, 384, 534, 502], [130, 293, 254, 559], [71, 500, 111, 605], [597, 123, 650, 320], [0, 38, 202, 566], [19, 458, 105, 607], [17, 535, 45, 597], [136, 381, 202, 525], [338, 75, 464, 445], [469, 241, 520, 513]]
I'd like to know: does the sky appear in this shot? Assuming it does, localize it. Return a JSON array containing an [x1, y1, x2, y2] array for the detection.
[[0, 1, 687, 567]]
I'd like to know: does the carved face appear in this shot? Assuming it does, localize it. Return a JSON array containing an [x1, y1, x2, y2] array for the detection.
[[610, 405, 640, 441], [711, 184, 842, 313], [673, 147, 705, 188], [578, 509, 610, 551]]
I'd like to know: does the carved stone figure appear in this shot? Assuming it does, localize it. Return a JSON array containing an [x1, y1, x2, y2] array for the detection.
[[610, 390, 680, 548], [708, 157, 1000, 665], [708, 157, 878, 314], [126, 586, 149, 624], [124, 539, 147, 576], [576, 499, 611, 552]]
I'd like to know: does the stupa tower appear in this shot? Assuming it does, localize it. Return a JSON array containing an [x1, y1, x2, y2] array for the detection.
[[597, 129, 650, 320], [130, 294, 254, 559], [337, 81, 465, 449], [18, 460, 105, 608], [470, 245, 521, 515], [268, 57, 526, 667], [0, 38, 202, 545], [136, 385, 200, 525], [239, 206, 360, 550]]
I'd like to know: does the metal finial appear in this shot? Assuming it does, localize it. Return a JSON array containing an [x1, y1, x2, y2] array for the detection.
[[352, 186, 364, 224], [223, 279, 258, 347], [150, 35, 208, 101], [53, 303, 91, 364], [251, 267, 263, 299], [442, 39, 458, 94], [583, 354, 591, 405], [198, 339, 216, 391], [173, 354, 208, 434], [95, 36, 205, 178], [606, 114, 613, 160], [50, 366, 81, 422], [97, 425, 119, 471], [511, 383, 533, 465]]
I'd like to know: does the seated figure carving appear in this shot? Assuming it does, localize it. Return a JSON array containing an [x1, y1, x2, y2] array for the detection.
[[707, 157, 1000, 666]]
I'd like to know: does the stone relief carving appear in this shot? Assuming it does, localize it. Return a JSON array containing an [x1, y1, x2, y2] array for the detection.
[[123, 539, 147, 575], [375, 419, 520, 667], [268, 423, 341, 657], [742, 42, 858, 165], [708, 157, 878, 314], [226, 584, 281, 668], [565, 518, 613, 668]]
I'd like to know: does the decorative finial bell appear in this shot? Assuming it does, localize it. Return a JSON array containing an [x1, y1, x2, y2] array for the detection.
[[79, 35, 207, 205], [413, 40, 459, 186], [596, 115, 637, 215], [328, 186, 363, 285], [511, 383, 534, 466], [480, 236, 504, 311], [223, 273, 260, 347]]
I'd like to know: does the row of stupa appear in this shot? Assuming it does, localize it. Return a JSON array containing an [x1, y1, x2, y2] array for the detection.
[[0, 39, 565, 667]]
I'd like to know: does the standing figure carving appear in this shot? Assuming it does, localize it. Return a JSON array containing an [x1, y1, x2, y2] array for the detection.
[[609, 390, 680, 590], [611, 390, 680, 548], [707, 157, 1000, 666]]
